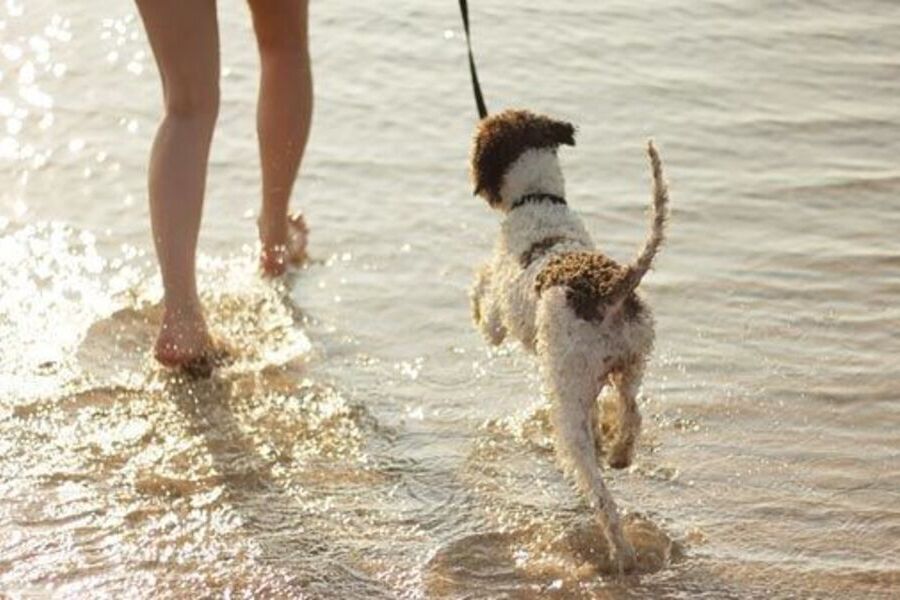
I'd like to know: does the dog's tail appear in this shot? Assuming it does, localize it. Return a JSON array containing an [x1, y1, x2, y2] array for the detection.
[[607, 141, 669, 309]]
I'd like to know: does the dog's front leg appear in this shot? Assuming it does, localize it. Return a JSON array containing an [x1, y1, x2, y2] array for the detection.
[[471, 263, 507, 345]]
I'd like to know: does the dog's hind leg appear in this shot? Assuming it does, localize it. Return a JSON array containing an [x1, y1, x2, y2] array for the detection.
[[541, 352, 636, 573], [605, 359, 644, 470], [592, 393, 606, 460], [536, 291, 635, 573]]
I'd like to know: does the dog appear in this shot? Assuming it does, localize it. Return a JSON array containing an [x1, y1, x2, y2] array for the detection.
[[468, 109, 669, 573]]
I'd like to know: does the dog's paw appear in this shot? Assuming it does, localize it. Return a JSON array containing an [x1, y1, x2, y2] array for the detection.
[[606, 426, 639, 470], [608, 458, 633, 470], [606, 445, 635, 470]]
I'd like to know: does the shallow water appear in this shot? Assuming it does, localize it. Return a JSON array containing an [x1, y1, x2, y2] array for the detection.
[[1, 0, 899, 598]]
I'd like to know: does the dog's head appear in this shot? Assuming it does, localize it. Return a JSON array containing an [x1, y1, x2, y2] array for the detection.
[[469, 109, 576, 210]]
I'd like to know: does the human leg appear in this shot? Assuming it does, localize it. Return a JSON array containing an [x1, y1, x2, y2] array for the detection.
[[247, 0, 313, 276], [136, 0, 220, 366]]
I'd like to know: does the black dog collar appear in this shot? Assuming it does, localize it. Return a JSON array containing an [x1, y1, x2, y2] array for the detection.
[[510, 193, 567, 211]]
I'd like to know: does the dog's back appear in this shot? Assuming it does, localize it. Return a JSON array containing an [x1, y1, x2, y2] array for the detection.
[[534, 142, 668, 332], [535, 252, 646, 323], [495, 141, 667, 355]]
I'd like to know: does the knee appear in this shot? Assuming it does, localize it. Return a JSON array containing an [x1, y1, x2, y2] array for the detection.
[[256, 27, 309, 65], [260, 44, 310, 71], [163, 79, 220, 122]]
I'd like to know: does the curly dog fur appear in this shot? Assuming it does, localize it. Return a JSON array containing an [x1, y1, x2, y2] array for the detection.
[[468, 109, 670, 574]]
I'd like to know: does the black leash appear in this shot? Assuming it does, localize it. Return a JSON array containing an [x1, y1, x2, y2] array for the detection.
[[459, 0, 488, 119]]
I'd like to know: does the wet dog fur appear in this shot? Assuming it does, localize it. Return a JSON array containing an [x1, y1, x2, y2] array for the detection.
[[468, 109, 670, 574]]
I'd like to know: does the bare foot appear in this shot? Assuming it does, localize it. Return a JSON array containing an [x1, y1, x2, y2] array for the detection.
[[154, 306, 223, 377], [260, 213, 309, 277]]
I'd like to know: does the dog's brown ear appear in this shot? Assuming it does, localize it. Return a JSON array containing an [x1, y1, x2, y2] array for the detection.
[[526, 113, 576, 148], [550, 119, 576, 147]]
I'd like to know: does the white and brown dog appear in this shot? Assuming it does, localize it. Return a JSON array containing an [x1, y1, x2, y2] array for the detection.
[[469, 109, 669, 573]]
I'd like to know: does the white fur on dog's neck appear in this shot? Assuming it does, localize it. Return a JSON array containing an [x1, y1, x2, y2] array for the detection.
[[497, 148, 566, 211], [500, 195, 593, 264], [496, 147, 591, 262]]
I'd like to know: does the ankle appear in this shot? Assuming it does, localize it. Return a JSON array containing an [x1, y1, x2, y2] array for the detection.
[[162, 297, 205, 322], [258, 214, 287, 247]]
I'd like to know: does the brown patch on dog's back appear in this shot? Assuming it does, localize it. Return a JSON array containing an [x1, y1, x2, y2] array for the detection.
[[471, 109, 576, 206], [520, 235, 572, 268], [536, 252, 645, 322]]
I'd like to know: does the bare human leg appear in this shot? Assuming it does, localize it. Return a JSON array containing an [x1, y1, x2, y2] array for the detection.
[[136, 0, 220, 368], [248, 0, 313, 277]]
